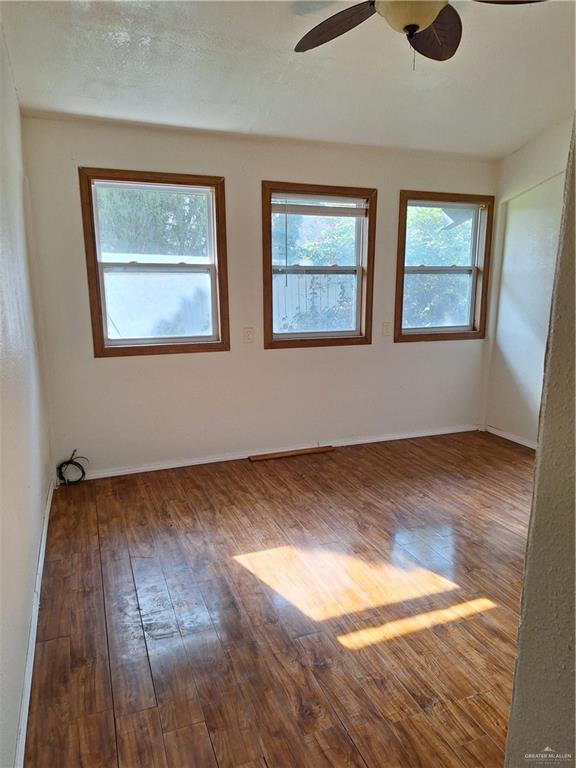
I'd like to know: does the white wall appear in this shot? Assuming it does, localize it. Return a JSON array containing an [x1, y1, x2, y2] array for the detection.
[[0, 20, 52, 768], [498, 118, 573, 202], [22, 116, 497, 477], [485, 118, 572, 447], [506, 130, 574, 766]]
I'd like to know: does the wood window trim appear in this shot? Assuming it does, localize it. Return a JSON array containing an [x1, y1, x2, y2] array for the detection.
[[262, 180, 377, 350], [394, 190, 495, 343], [78, 167, 230, 357]]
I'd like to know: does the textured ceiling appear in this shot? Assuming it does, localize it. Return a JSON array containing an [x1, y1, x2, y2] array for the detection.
[[2, 0, 574, 157]]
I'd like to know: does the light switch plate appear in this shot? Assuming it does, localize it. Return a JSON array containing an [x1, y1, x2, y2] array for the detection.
[[382, 322, 392, 337], [243, 327, 255, 344]]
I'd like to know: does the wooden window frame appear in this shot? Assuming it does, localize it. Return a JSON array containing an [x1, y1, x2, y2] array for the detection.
[[262, 180, 377, 350], [79, 167, 230, 357], [394, 190, 494, 343]]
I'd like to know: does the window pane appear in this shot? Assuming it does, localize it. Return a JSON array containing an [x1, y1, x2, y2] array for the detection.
[[272, 272, 357, 335], [402, 273, 473, 330], [272, 212, 358, 267], [405, 203, 476, 267], [103, 270, 213, 340], [94, 183, 213, 264]]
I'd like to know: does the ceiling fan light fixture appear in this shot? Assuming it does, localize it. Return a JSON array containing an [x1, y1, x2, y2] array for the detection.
[[375, 0, 448, 33], [294, 0, 544, 59]]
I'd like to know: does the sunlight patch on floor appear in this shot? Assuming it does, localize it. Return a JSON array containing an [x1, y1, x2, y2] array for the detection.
[[233, 544, 460, 622], [336, 597, 497, 649]]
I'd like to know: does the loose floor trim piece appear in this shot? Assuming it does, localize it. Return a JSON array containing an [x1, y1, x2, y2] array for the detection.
[[24, 431, 533, 767]]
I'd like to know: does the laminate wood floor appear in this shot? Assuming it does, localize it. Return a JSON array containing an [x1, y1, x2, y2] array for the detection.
[[25, 432, 534, 768]]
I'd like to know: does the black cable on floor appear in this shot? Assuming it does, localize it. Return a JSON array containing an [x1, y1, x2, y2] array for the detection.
[[57, 449, 89, 485]]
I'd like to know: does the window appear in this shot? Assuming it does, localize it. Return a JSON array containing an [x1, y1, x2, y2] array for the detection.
[[79, 168, 230, 356], [262, 181, 377, 348], [394, 191, 494, 342]]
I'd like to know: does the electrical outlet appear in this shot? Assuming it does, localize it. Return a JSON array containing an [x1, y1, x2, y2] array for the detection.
[[382, 322, 392, 337], [243, 326, 255, 344]]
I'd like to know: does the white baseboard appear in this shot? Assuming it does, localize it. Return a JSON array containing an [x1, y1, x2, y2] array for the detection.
[[85, 424, 480, 480], [14, 481, 54, 768], [329, 425, 479, 448], [485, 425, 538, 450]]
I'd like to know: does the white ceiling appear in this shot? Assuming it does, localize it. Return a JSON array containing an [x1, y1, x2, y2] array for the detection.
[[2, 0, 574, 157]]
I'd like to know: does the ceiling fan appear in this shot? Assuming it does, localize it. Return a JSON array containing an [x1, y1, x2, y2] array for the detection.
[[295, 0, 546, 62]]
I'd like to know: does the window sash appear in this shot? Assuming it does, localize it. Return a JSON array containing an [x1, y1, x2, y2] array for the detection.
[[273, 329, 362, 340], [98, 262, 220, 346], [263, 182, 376, 348], [404, 324, 475, 334], [80, 169, 230, 357], [404, 266, 475, 275], [271, 208, 366, 338], [272, 265, 359, 276], [271, 212, 365, 269], [405, 205, 480, 270], [91, 179, 220, 347], [394, 191, 493, 343], [401, 202, 484, 334], [402, 266, 478, 333], [92, 184, 217, 267], [271, 265, 363, 338], [93, 180, 215, 197]]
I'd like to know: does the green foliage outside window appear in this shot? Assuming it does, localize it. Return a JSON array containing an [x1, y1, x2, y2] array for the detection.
[[95, 187, 209, 258], [272, 213, 357, 332], [403, 205, 475, 329], [95, 186, 213, 338], [94, 188, 476, 336]]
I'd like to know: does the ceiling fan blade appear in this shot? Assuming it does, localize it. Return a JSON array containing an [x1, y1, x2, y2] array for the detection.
[[295, 1, 376, 52], [408, 4, 462, 61]]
